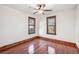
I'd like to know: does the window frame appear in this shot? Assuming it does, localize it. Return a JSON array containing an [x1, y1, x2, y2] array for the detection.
[[46, 16, 56, 35], [28, 17, 36, 34]]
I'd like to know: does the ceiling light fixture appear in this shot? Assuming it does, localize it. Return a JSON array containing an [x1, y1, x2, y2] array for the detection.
[[38, 10, 43, 14], [30, 4, 52, 15]]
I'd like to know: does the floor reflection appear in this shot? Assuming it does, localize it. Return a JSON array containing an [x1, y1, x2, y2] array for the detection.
[[27, 39, 55, 54], [48, 46, 55, 54], [28, 44, 34, 54]]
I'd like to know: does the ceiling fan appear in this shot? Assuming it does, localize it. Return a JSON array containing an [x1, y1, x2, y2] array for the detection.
[[30, 4, 52, 15]]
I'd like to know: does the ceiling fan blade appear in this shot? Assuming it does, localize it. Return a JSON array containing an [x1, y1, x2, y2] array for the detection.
[[44, 10, 52, 11], [33, 12, 38, 14]]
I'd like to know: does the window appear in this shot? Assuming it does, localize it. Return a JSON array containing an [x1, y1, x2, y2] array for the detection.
[[28, 17, 35, 34], [47, 16, 56, 35]]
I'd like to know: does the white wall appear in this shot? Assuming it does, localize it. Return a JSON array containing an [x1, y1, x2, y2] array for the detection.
[[75, 5, 79, 48], [39, 9, 75, 43], [0, 5, 38, 47]]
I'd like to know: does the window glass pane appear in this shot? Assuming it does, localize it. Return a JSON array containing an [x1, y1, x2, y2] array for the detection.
[[29, 19, 34, 25], [48, 18, 55, 25], [48, 26, 55, 33]]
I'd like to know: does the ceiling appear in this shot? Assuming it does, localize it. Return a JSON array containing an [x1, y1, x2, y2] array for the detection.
[[1, 4, 76, 15]]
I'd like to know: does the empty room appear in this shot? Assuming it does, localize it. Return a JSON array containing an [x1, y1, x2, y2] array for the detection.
[[0, 4, 79, 54]]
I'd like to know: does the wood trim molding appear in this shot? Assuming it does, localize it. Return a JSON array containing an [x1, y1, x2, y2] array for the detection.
[[0, 36, 78, 52], [0, 36, 39, 52], [39, 36, 77, 48]]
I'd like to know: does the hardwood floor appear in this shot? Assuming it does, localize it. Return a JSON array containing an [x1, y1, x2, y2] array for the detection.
[[0, 37, 79, 54]]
